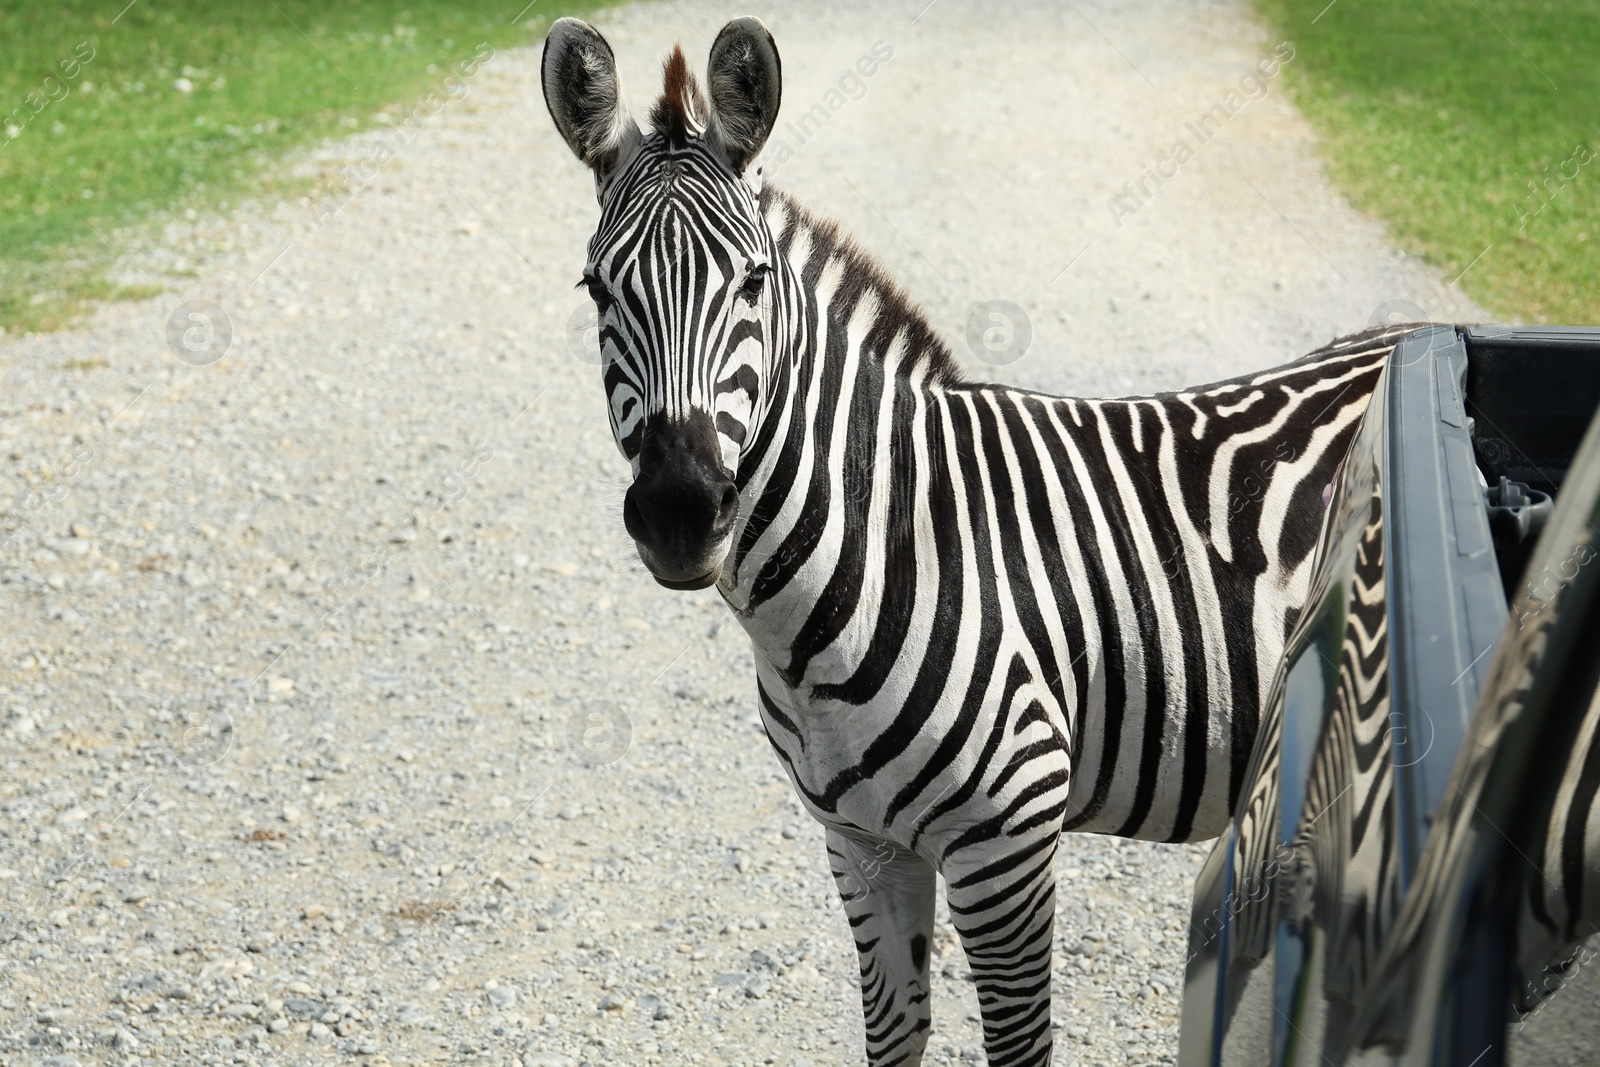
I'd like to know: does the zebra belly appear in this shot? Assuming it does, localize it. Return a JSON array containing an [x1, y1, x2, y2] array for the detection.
[[753, 649, 1077, 868], [1052, 663, 1248, 845]]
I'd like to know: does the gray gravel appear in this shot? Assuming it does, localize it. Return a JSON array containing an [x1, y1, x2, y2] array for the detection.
[[0, 1, 1483, 1065]]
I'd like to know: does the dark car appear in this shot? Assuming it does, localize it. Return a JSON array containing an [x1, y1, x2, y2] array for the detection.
[[1180, 325, 1600, 1066]]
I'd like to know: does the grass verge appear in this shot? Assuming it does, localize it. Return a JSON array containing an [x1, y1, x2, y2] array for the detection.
[[0, 1, 609, 334], [1254, 0, 1598, 323]]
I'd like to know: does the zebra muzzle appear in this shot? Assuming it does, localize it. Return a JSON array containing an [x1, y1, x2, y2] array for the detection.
[[623, 414, 739, 589]]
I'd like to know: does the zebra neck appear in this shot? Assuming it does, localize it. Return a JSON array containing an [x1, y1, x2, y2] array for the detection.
[[720, 198, 955, 687]]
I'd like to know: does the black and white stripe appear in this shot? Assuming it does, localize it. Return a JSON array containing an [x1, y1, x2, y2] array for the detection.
[[545, 18, 1402, 1065]]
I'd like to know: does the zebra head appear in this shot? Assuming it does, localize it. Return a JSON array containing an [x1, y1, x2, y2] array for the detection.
[[543, 17, 783, 590]]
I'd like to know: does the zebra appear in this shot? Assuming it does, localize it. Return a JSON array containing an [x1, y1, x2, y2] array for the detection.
[[542, 16, 1403, 1065]]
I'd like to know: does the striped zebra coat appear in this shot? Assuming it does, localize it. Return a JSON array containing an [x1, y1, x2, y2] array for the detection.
[[543, 18, 1394, 1065]]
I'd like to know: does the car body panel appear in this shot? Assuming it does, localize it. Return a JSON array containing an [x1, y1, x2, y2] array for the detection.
[[1180, 325, 1600, 1066]]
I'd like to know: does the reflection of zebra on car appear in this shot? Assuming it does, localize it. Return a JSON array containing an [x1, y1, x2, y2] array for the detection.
[[1507, 520, 1600, 1018], [1197, 401, 1405, 1063], [1371, 478, 1600, 1054], [1182, 324, 1600, 1064], [542, 16, 1401, 1065], [1515, 658, 1600, 1019]]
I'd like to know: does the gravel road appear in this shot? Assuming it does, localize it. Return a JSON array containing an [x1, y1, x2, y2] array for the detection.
[[0, 2, 1484, 1065]]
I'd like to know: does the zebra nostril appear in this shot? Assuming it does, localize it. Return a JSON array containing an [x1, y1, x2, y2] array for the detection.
[[622, 489, 647, 542], [713, 484, 739, 533]]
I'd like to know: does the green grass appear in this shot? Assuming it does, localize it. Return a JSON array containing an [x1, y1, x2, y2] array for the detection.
[[1254, 0, 1599, 323], [0, 1, 609, 334]]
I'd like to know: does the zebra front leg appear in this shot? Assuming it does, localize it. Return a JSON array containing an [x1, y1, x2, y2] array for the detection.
[[827, 829, 938, 1066], [944, 837, 1059, 1067]]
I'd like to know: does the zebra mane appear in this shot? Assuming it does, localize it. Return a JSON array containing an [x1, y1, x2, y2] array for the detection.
[[764, 187, 965, 384], [650, 45, 706, 149]]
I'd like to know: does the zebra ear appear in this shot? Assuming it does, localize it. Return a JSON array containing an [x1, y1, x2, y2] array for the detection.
[[704, 17, 782, 177], [542, 18, 642, 191]]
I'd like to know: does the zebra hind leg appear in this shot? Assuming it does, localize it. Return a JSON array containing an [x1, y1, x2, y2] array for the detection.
[[827, 829, 938, 1066], [943, 839, 1059, 1066]]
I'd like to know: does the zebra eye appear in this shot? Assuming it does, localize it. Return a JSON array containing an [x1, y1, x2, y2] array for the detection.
[[580, 273, 612, 311], [739, 264, 770, 304]]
